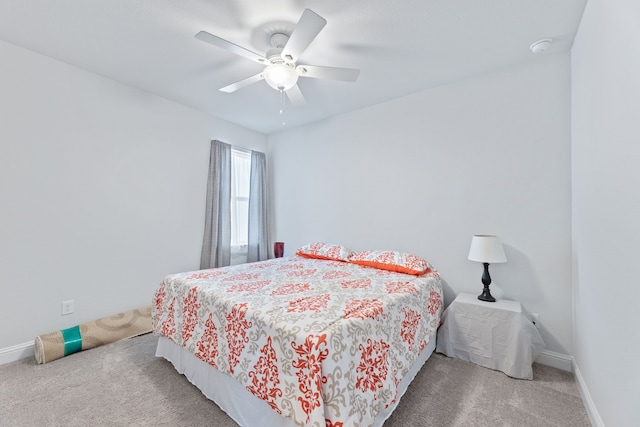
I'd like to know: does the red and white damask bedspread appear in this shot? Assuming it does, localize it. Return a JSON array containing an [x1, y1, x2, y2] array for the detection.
[[152, 256, 442, 427]]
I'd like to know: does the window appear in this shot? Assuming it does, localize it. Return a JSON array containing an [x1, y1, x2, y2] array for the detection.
[[230, 148, 251, 264], [201, 140, 269, 269]]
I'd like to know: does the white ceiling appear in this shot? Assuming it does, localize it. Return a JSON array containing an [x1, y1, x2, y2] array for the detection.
[[0, 0, 587, 135]]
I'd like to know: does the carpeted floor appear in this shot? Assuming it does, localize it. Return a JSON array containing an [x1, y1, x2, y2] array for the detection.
[[0, 334, 591, 426]]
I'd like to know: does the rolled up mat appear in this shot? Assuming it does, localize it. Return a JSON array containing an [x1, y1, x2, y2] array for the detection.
[[34, 306, 151, 364]]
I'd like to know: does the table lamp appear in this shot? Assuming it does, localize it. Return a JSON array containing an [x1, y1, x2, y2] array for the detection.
[[468, 235, 507, 302]]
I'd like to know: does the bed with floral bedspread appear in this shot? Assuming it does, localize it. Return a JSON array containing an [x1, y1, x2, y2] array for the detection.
[[152, 254, 442, 427]]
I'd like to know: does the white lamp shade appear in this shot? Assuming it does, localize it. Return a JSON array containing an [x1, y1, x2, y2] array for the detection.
[[263, 63, 299, 91], [468, 235, 507, 263]]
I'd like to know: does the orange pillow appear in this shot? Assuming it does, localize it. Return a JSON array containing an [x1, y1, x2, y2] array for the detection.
[[349, 250, 432, 276], [296, 243, 354, 262]]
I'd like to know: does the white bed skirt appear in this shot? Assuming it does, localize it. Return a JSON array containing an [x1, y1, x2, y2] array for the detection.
[[156, 334, 436, 426]]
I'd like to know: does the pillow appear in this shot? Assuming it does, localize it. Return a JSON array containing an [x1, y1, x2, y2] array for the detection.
[[296, 243, 354, 262], [349, 250, 432, 276]]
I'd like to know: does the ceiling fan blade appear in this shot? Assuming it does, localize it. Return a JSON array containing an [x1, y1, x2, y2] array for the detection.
[[286, 84, 306, 107], [281, 9, 327, 63], [219, 73, 264, 93], [195, 31, 268, 64], [296, 65, 360, 82]]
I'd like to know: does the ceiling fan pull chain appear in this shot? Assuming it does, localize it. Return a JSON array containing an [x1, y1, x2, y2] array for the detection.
[[280, 90, 286, 127]]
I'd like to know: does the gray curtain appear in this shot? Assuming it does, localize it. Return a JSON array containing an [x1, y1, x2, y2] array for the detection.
[[247, 150, 270, 262], [200, 140, 231, 269]]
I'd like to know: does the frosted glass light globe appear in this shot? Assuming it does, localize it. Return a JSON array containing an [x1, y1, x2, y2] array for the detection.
[[263, 63, 298, 91]]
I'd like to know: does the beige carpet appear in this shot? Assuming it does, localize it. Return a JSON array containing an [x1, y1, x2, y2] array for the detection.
[[0, 333, 591, 426]]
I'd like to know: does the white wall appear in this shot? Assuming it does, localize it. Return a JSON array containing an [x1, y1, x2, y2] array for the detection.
[[571, 0, 640, 425], [269, 54, 573, 355], [0, 40, 266, 351]]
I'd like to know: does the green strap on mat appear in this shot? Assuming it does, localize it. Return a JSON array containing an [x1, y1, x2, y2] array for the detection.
[[61, 325, 82, 356]]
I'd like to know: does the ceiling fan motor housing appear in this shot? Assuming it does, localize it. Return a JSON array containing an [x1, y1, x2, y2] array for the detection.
[[270, 33, 289, 49], [268, 33, 295, 64]]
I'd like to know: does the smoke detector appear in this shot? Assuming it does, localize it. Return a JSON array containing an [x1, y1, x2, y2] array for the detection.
[[530, 38, 552, 53]]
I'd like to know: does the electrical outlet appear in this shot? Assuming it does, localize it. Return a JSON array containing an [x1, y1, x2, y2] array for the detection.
[[62, 300, 74, 315], [530, 312, 540, 329]]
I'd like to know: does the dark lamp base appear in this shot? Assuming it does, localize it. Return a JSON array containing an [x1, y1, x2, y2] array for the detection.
[[478, 289, 496, 302], [478, 262, 496, 302]]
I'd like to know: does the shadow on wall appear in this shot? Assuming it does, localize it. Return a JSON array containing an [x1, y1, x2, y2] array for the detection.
[[495, 244, 569, 356], [440, 279, 456, 308], [501, 244, 541, 303]]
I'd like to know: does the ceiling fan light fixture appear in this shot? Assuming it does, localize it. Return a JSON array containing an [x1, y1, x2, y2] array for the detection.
[[263, 63, 299, 91]]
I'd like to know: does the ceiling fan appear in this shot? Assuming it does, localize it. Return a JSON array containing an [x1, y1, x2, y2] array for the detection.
[[195, 9, 360, 107]]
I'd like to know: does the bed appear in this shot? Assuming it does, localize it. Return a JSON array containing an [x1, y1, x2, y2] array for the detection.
[[152, 247, 442, 427]]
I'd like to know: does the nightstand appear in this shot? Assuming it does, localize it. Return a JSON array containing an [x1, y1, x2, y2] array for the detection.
[[436, 293, 545, 379]]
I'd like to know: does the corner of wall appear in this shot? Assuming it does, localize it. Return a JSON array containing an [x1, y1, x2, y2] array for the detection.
[[536, 350, 605, 426], [573, 359, 605, 427], [535, 349, 573, 372]]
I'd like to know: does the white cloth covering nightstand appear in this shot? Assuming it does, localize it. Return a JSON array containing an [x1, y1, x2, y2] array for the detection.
[[436, 293, 545, 379]]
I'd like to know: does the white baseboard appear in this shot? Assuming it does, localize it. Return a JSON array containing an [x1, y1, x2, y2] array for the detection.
[[535, 349, 573, 372], [536, 350, 604, 427], [0, 341, 35, 365], [573, 361, 605, 427]]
